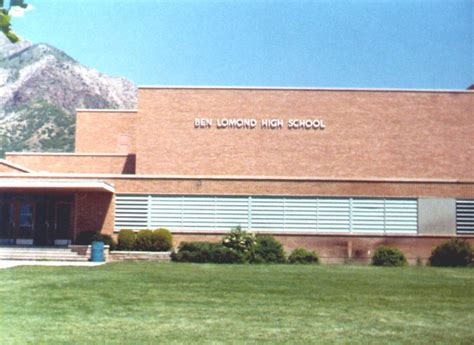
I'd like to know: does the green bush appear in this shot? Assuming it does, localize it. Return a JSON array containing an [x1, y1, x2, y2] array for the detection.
[[152, 228, 173, 251], [118, 229, 172, 251], [75, 231, 116, 250], [288, 248, 319, 264], [117, 230, 136, 250], [171, 241, 245, 264], [92, 233, 117, 250], [429, 238, 473, 267], [372, 246, 407, 267], [222, 226, 256, 255], [134, 230, 155, 251], [250, 235, 286, 264]]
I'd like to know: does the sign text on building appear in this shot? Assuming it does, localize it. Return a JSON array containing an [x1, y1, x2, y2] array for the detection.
[[194, 118, 326, 130]]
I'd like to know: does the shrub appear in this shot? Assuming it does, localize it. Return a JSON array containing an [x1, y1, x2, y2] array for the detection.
[[250, 235, 286, 264], [171, 241, 244, 264], [117, 230, 136, 250], [134, 230, 155, 251], [209, 245, 245, 264], [75, 231, 116, 249], [222, 226, 256, 254], [429, 238, 473, 267], [372, 246, 407, 267], [152, 228, 173, 251], [288, 248, 319, 264], [75, 231, 96, 245], [92, 233, 117, 250]]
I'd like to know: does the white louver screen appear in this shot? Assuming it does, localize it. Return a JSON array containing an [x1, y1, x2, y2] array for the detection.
[[114, 195, 148, 229], [316, 198, 350, 233], [384, 199, 418, 234], [456, 200, 474, 234], [115, 195, 418, 234]]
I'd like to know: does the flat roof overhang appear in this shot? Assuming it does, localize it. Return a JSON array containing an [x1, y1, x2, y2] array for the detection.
[[0, 179, 115, 193]]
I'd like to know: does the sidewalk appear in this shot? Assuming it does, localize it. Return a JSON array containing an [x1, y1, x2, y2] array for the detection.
[[0, 260, 106, 269]]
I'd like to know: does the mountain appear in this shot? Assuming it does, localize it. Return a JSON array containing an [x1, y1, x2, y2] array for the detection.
[[0, 35, 137, 156]]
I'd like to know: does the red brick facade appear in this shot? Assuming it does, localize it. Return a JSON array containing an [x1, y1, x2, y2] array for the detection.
[[171, 233, 474, 264], [75, 110, 137, 154], [6, 153, 135, 174], [136, 88, 473, 179]]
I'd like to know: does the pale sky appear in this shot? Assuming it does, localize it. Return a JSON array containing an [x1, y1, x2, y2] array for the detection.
[[11, 0, 474, 89]]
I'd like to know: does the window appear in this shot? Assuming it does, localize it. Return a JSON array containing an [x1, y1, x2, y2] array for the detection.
[[18, 203, 34, 239]]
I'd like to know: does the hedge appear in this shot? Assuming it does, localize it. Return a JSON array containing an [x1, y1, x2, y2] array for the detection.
[[171, 241, 245, 264]]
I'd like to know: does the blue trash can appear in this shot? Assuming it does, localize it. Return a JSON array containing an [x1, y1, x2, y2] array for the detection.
[[90, 241, 105, 262]]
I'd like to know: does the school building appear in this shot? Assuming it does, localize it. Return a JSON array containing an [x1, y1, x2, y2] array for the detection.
[[0, 87, 473, 262]]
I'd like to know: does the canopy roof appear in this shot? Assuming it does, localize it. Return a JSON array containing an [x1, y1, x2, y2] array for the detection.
[[0, 179, 115, 193]]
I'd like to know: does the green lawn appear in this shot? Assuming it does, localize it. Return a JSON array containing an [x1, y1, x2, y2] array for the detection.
[[0, 263, 473, 344]]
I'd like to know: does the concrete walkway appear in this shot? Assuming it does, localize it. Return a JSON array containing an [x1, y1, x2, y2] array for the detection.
[[0, 260, 106, 269]]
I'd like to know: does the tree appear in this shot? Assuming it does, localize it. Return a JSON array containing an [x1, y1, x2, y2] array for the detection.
[[0, 1, 28, 43]]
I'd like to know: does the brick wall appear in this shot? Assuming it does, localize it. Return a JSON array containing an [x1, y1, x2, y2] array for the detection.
[[1, 175, 473, 199], [75, 110, 137, 154], [106, 177, 474, 198], [0, 161, 28, 173], [1, 175, 473, 237], [75, 192, 114, 239], [5, 153, 135, 174], [170, 233, 474, 265], [136, 88, 474, 179]]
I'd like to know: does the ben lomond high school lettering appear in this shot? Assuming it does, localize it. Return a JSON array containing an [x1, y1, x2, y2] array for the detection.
[[194, 118, 326, 129]]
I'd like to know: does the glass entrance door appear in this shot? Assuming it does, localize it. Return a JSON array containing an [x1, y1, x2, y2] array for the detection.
[[55, 203, 72, 245], [34, 201, 49, 246], [0, 202, 14, 245], [17, 202, 34, 245], [0, 195, 74, 246]]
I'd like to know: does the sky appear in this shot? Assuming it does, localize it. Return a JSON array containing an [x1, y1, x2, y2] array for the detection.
[[10, 0, 474, 89]]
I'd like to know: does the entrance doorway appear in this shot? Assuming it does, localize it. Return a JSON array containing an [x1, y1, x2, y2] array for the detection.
[[55, 203, 72, 246], [0, 194, 74, 246], [16, 202, 35, 245], [0, 202, 14, 245]]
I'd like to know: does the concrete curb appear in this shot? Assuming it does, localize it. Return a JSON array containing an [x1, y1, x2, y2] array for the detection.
[[0, 260, 106, 269]]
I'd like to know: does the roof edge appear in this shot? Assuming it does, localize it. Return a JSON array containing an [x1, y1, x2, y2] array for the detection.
[[5, 152, 130, 157], [0, 179, 115, 193], [137, 85, 474, 94], [0, 159, 33, 173], [76, 109, 138, 113], [0, 172, 473, 184]]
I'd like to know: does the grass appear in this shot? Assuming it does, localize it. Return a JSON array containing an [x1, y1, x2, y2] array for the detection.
[[0, 263, 473, 344]]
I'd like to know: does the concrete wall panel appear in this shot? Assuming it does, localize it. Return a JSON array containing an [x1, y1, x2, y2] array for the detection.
[[418, 198, 456, 235]]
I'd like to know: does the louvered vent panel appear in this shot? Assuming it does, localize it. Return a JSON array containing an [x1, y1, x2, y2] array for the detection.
[[384, 199, 418, 234], [351, 198, 385, 233], [456, 200, 474, 234], [114, 194, 149, 229], [114, 195, 418, 234], [283, 198, 318, 231], [317, 198, 351, 232], [251, 197, 286, 231]]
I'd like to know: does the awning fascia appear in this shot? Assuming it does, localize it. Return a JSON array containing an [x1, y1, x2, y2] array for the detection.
[[0, 179, 115, 193]]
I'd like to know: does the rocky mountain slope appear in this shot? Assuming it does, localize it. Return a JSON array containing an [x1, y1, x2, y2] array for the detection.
[[0, 35, 137, 156]]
